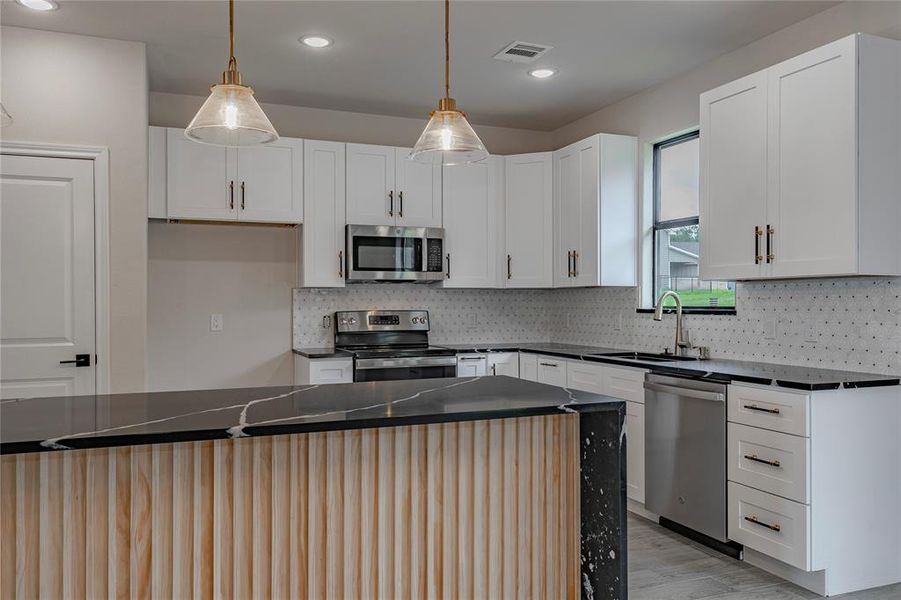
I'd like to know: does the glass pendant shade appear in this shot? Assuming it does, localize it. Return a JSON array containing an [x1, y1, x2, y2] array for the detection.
[[410, 101, 489, 166], [185, 83, 278, 146], [0, 102, 13, 127]]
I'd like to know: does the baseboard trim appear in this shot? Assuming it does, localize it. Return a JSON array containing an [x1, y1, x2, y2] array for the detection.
[[743, 548, 827, 596], [626, 499, 658, 521]]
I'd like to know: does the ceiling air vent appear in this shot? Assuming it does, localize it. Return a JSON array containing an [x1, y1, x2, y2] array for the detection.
[[493, 41, 553, 64]]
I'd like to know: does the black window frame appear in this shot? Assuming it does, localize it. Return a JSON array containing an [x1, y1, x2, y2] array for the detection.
[[643, 130, 736, 316]]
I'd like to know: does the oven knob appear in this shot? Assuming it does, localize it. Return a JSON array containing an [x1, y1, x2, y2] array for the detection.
[[411, 317, 419, 324], [348, 317, 357, 325]]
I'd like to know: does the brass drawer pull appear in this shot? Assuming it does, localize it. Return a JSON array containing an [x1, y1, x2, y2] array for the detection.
[[446, 253, 451, 279], [229, 180, 235, 210], [338, 251, 344, 277], [388, 190, 394, 216], [241, 181, 246, 210], [744, 404, 781, 415], [567, 251, 574, 277], [744, 454, 781, 468], [399, 191, 404, 218], [766, 225, 774, 263], [573, 251, 579, 277], [507, 254, 512, 280], [744, 515, 781, 532], [539, 362, 558, 368]]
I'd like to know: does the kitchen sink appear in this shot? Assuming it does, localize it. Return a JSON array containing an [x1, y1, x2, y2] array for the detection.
[[592, 351, 698, 363]]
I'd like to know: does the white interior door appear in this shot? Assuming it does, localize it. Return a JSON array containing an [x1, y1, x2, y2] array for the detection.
[[699, 71, 768, 280], [504, 153, 553, 288], [346, 143, 395, 225], [236, 139, 304, 223], [442, 158, 501, 288], [395, 147, 442, 227], [166, 128, 235, 221], [1, 154, 96, 398]]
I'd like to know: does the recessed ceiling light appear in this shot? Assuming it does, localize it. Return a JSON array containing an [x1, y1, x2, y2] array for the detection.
[[528, 68, 557, 79], [300, 35, 333, 49], [16, 0, 58, 10]]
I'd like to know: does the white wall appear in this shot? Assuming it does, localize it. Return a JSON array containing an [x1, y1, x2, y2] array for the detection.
[[147, 222, 296, 391], [150, 91, 555, 155], [1, 26, 148, 393]]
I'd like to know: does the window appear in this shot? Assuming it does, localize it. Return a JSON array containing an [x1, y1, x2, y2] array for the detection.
[[652, 131, 735, 311]]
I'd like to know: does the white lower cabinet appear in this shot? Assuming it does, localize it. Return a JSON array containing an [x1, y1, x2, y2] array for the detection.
[[728, 422, 809, 504], [519, 353, 538, 382], [625, 400, 645, 504], [294, 355, 353, 385], [487, 352, 519, 377], [456, 354, 487, 377], [566, 361, 605, 394], [728, 481, 810, 570], [535, 356, 567, 387]]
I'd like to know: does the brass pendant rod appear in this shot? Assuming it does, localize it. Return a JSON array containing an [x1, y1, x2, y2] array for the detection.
[[228, 0, 236, 71], [444, 0, 450, 100]]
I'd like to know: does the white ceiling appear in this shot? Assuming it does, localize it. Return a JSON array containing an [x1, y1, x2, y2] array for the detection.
[[0, 0, 839, 130]]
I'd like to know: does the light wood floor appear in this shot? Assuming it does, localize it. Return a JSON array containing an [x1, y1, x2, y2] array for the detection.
[[628, 514, 901, 600]]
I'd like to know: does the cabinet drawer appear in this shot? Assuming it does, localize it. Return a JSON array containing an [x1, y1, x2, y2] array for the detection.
[[728, 384, 809, 436], [728, 423, 809, 504], [602, 365, 647, 403], [309, 358, 353, 384], [536, 356, 567, 387], [566, 361, 604, 394], [728, 482, 810, 571]]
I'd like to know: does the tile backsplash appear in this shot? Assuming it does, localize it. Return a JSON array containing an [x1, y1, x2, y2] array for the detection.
[[294, 277, 900, 375]]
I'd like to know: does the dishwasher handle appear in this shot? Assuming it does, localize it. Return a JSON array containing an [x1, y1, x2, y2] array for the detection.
[[644, 381, 725, 403]]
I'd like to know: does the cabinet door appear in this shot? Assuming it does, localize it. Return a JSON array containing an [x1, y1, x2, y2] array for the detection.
[[148, 126, 167, 219], [767, 36, 857, 277], [504, 153, 553, 288], [299, 140, 346, 287], [554, 137, 600, 288], [626, 400, 645, 503], [487, 352, 519, 377], [519, 353, 538, 382], [536, 356, 566, 387], [457, 355, 487, 377], [236, 138, 303, 223], [442, 157, 502, 288], [395, 148, 442, 227], [598, 134, 638, 287], [346, 143, 395, 225], [699, 72, 768, 280], [166, 128, 235, 220]]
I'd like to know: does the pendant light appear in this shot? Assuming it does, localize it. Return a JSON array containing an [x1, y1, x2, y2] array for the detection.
[[185, 0, 278, 146], [410, 0, 488, 166]]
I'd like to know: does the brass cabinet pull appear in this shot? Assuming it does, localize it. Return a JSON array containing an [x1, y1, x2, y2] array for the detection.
[[744, 404, 781, 415], [446, 253, 451, 279], [744, 515, 781, 532], [539, 362, 558, 368], [573, 251, 579, 277], [241, 181, 246, 210], [388, 190, 394, 216], [491, 364, 497, 376], [754, 226, 763, 264], [229, 180, 235, 210], [567, 251, 573, 277], [338, 251, 344, 277], [507, 254, 512, 280], [399, 191, 404, 218], [766, 225, 774, 263], [744, 454, 781, 468]]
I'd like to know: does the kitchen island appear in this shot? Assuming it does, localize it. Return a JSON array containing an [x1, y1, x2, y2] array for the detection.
[[1, 376, 626, 600]]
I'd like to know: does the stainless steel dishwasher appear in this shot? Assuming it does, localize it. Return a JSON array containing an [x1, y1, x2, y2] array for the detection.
[[644, 373, 728, 544]]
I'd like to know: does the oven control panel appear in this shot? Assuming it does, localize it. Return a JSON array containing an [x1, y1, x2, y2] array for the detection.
[[335, 310, 429, 333]]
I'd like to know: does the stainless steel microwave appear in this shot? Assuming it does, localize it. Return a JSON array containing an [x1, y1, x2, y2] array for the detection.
[[345, 225, 445, 282]]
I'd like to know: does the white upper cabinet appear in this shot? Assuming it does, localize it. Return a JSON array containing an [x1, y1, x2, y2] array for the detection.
[[235, 139, 304, 223], [504, 152, 553, 288], [699, 71, 768, 280], [395, 149, 442, 227], [164, 127, 304, 224], [700, 34, 901, 280], [346, 143, 395, 225], [553, 133, 637, 288], [442, 157, 504, 288], [346, 144, 441, 227], [167, 127, 235, 221], [299, 140, 346, 288]]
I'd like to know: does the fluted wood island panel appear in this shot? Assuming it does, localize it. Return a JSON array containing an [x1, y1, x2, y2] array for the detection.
[[2, 414, 580, 600]]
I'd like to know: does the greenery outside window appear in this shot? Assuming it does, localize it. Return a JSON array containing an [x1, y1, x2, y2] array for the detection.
[[652, 131, 735, 312]]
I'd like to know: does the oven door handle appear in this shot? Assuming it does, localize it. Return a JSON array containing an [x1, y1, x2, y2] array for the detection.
[[355, 356, 458, 370]]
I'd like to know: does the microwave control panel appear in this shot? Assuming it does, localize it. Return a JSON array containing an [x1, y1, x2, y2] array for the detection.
[[426, 239, 444, 272]]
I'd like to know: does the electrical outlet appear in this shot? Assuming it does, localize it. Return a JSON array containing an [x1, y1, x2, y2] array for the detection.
[[210, 313, 223, 332]]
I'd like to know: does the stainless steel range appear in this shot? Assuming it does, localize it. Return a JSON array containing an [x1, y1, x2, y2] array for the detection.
[[335, 310, 457, 382]]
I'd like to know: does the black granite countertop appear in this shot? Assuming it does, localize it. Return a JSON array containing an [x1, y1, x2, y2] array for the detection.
[[292, 347, 353, 358], [438, 343, 900, 391], [0, 376, 621, 455]]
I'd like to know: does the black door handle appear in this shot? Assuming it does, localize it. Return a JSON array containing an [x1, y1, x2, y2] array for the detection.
[[60, 354, 91, 367]]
